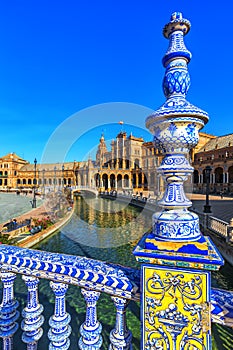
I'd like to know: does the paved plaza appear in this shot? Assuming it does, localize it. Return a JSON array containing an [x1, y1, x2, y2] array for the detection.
[[0, 193, 43, 227], [188, 194, 233, 223]]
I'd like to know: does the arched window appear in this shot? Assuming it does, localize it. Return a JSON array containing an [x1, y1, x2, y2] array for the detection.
[[134, 159, 140, 169], [117, 174, 122, 188], [215, 167, 223, 183], [229, 166, 233, 183], [110, 174, 115, 188], [102, 174, 108, 190], [193, 170, 199, 184], [124, 174, 129, 187]]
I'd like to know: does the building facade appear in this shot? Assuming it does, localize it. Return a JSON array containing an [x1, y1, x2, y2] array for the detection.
[[193, 133, 233, 194], [1, 131, 232, 196]]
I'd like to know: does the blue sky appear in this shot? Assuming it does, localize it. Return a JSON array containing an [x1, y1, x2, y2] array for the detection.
[[0, 1, 232, 163]]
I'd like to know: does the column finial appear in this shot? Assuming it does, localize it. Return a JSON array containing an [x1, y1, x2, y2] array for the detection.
[[146, 12, 208, 155]]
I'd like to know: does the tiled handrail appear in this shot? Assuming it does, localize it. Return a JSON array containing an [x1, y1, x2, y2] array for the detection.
[[191, 208, 232, 242], [0, 245, 140, 300], [0, 244, 232, 349], [0, 244, 140, 349]]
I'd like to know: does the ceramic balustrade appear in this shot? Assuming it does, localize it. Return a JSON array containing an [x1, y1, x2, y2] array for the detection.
[[0, 271, 19, 350], [109, 296, 132, 350], [79, 289, 102, 350], [0, 245, 232, 349], [0, 244, 139, 349], [21, 275, 44, 350]]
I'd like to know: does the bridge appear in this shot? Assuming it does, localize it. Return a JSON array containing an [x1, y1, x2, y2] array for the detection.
[[71, 186, 98, 197]]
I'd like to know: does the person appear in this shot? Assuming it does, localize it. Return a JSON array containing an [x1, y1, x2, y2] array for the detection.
[[220, 191, 223, 199]]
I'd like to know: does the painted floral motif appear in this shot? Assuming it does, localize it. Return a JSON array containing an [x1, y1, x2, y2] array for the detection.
[[185, 122, 196, 137], [143, 266, 210, 350], [168, 122, 177, 136]]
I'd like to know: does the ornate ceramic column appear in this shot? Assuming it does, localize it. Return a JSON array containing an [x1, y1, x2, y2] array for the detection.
[[79, 289, 102, 350], [0, 272, 19, 350], [109, 297, 132, 350], [48, 282, 71, 350], [21, 276, 44, 350], [133, 12, 224, 350]]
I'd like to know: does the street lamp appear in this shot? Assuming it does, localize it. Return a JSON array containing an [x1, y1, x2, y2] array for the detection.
[[203, 165, 212, 213], [61, 165, 65, 192], [42, 169, 45, 197], [54, 166, 57, 192], [75, 168, 79, 187], [31, 158, 37, 208]]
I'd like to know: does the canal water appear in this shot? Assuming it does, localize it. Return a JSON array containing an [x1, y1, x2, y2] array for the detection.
[[9, 196, 233, 349]]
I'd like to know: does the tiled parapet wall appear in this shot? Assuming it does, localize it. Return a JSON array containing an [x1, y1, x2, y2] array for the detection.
[[0, 244, 231, 349]]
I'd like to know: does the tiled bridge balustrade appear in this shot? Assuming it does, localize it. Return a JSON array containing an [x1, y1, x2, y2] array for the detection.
[[0, 245, 140, 350], [0, 244, 232, 349]]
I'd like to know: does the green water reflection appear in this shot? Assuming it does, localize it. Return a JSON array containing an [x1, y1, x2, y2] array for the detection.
[[13, 197, 233, 349]]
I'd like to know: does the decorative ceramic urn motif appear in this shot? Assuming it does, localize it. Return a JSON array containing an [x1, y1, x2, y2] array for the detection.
[[146, 12, 209, 243]]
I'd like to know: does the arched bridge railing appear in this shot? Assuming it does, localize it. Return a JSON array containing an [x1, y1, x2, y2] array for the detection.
[[0, 244, 232, 350], [72, 186, 98, 197]]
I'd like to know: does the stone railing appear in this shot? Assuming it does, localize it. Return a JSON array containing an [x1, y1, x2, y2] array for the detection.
[[99, 191, 158, 212], [207, 216, 230, 241], [100, 192, 233, 242], [72, 186, 98, 197], [0, 244, 232, 350], [191, 209, 233, 243]]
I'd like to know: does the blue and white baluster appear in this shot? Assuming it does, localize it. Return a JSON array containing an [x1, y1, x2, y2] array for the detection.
[[109, 297, 132, 350], [21, 276, 44, 350], [79, 289, 102, 350], [0, 271, 19, 350], [48, 281, 71, 350]]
